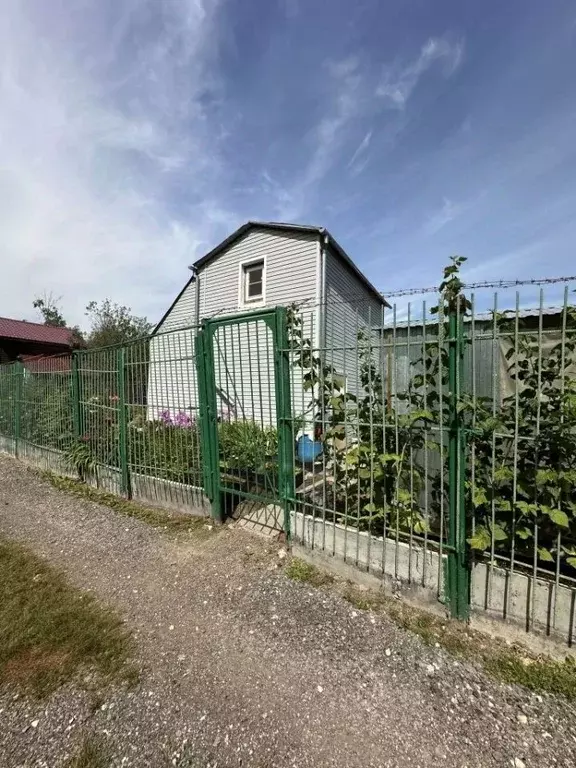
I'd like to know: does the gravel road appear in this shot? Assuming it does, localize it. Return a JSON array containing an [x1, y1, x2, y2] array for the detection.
[[1, 454, 575, 768]]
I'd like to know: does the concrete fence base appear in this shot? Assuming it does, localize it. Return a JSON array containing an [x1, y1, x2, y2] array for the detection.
[[471, 561, 576, 647], [0, 440, 209, 517], [290, 510, 446, 605], [291, 509, 576, 648]]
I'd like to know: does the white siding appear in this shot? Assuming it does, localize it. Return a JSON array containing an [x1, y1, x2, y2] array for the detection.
[[158, 280, 198, 332], [323, 248, 384, 395], [198, 228, 318, 317], [149, 228, 319, 426], [147, 329, 198, 423]]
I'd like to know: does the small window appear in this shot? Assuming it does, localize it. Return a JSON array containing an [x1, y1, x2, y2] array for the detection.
[[242, 260, 264, 304]]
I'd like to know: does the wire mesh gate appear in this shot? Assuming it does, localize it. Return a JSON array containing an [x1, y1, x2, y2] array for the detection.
[[196, 307, 295, 533]]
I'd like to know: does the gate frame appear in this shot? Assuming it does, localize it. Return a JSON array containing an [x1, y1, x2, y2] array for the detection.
[[196, 306, 295, 536]]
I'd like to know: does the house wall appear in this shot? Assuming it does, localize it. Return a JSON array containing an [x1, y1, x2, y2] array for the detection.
[[148, 229, 320, 426], [323, 247, 384, 396]]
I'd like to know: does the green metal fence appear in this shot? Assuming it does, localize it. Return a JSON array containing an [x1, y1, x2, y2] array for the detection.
[[285, 282, 576, 642], [1, 288, 576, 645]]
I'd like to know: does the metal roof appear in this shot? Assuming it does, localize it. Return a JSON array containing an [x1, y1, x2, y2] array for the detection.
[[0, 317, 75, 346], [386, 306, 566, 330], [190, 221, 389, 308]]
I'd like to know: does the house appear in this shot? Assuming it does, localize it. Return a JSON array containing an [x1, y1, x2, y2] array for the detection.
[[148, 221, 388, 428], [0, 318, 76, 368]]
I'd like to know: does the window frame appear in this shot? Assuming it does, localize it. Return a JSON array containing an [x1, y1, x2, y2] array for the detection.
[[238, 256, 266, 308]]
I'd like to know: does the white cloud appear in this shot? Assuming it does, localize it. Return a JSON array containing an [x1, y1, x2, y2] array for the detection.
[[347, 129, 373, 173], [377, 35, 464, 109], [0, 0, 234, 327], [271, 56, 364, 219], [303, 57, 363, 188], [425, 197, 463, 234]]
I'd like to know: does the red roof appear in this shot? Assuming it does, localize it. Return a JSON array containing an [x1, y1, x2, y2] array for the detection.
[[0, 317, 74, 347]]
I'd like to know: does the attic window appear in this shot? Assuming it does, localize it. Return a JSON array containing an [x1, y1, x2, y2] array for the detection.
[[241, 260, 265, 304]]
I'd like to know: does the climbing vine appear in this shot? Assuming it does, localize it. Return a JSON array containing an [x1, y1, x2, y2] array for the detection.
[[289, 257, 576, 573]]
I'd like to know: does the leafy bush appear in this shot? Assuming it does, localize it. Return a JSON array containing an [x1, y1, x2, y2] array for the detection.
[[288, 307, 431, 537], [289, 258, 576, 574], [467, 310, 576, 568], [218, 419, 278, 475], [10, 373, 74, 451]]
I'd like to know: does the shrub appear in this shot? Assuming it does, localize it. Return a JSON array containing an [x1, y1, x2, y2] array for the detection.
[[218, 419, 278, 475]]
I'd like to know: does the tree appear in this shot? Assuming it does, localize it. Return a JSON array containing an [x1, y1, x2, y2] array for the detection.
[[33, 294, 85, 346], [85, 300, 153, 348], [33, 294, 68, 327]]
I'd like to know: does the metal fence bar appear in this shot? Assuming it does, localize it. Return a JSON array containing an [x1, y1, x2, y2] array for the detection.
[[14, 361, 23, 457], [117, 346, 130, 497], [274, 307, 295, 538], [447, 303, 470, 619]]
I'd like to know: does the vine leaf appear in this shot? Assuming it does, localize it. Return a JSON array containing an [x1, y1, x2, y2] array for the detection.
[[538, 547, 555, 562], [468, 526, 491, 551], [546, 508, 569, 528]]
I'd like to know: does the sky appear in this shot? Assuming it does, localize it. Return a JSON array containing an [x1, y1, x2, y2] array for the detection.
[[1, 0, 576, 327]]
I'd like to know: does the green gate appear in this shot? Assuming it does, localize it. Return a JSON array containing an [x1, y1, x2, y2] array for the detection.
[[196, 307, 295, 534]]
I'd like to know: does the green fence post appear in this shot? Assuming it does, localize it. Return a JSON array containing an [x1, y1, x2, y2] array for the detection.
[[14, 361, 24, 457], [196, 329, 213, 502], [196, 323, 222, 522], [274, 307, 295, 540], [447, 307, 470, 619], [117, 347, 131, 498]]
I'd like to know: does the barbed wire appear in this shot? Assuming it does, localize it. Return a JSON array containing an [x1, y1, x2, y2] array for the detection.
[[384, 275, 576, 298]]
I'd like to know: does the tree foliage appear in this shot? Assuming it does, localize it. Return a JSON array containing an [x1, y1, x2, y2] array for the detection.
[[85, 300, 153, 348], [32, 295, 153, 350], [33, 294, 68, 327], [33, 294, 85, 346]]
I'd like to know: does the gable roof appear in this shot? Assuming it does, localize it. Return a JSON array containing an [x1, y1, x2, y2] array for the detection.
[[0, 317, 75, 347], [191, 221, 389, 307]]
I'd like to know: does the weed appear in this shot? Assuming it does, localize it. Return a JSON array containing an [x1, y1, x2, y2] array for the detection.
[[0, 536, 133, 696], [285, 557, 335, 588]]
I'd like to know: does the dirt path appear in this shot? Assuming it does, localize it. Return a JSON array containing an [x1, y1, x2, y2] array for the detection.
[[1, 455, 575, 768]]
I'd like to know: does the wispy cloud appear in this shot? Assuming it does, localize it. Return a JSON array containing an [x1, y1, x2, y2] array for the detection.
[[267, 55, 365, 219], [0, 0, 233, 325], [377, 35, 464, 109], [425, 197, 463, 234], [347, 129, 373, 173], [304, 57, 363, 187]]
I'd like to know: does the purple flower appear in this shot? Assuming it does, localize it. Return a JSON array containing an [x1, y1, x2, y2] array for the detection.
[[174, 411, 193, 427], [159, 410, 173, 425]]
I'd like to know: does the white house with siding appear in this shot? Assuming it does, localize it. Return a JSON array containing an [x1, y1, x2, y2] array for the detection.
[[147, 222, 388, 430]]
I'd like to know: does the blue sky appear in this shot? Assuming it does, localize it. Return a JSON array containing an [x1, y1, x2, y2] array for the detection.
[[1, 0, 576, 325]]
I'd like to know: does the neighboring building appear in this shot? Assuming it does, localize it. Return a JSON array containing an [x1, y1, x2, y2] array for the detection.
[[382, 307, 571, 408], [148, 221, 388, 427], [0, 318, 76, 367]]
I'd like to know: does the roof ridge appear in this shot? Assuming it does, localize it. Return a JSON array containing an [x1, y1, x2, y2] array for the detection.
[[0, 315, 74, 331]]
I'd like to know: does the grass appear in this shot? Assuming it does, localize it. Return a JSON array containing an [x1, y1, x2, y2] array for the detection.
[[286, 556, 576, 699], [285, 557, 335, 588], [41, 471, 213, 537], [0, 535, 134, 696], [66, 735, 111, 768]]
